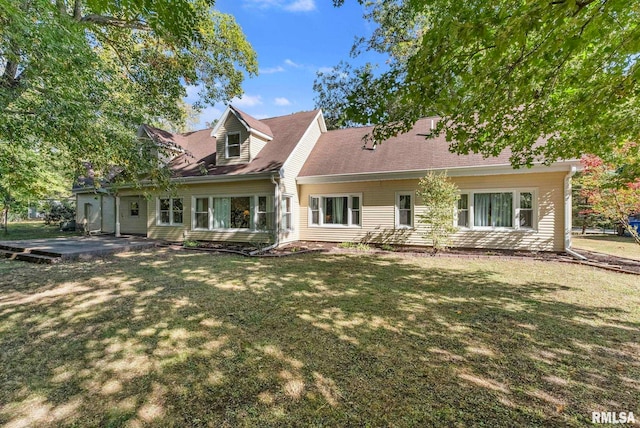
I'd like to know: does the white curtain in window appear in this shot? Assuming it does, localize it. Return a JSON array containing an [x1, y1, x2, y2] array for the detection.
[[213, 197, 230, 228], [492, 193, 512, 227], [474, 194, 491, 227]]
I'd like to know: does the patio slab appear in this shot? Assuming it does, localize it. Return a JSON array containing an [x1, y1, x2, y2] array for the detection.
[[0, 236, 158, 263]]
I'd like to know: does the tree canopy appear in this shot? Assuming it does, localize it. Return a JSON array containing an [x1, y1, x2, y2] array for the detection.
[[325, 0, 640, 169], [577, 144, 640, 244], [1, 0, 257, 185]]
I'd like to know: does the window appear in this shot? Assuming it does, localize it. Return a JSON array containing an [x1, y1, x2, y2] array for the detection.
[[230, 196, 251, 228], [474, 192, 512, 228], [282, 196, 292, 231], [157, 197, 183, 225], [396, 193, 413, 228], [256, 196, 268, 230], [324, 196, 348, 225], [172, 199, 183, 224], [310, 197, 320, 225], [194, 197, 209, 229], [130, 201, 139, 217], [518, 192, 533, 228], [194, 195, 274, 231], [351, 196, 360, 226], [308, 194, 362, 227], [457, 194, 469, 227], [226, 132, 241, 158], [458, 190, 536, 230]]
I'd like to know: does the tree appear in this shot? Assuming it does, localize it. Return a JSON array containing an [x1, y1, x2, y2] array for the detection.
[[416, 172, 459, 254], [313, 62, 372, 130], [0, 142, 69, 233], [1, 0, 256, 185], [577, 144, 640, 245], [330, 0, 640, 170]]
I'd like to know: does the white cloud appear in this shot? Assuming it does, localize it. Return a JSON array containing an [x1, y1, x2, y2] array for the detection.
[[284, 59, 302, 68], [243, 0, 316, 12], [232, 94, 263, 108], [274, 97, 291, 106], [259, 66, 285, 74], [284, 0, 316, 12]]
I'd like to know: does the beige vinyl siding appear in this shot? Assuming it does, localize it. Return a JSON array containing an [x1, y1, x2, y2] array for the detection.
[[76, 193, 102, 231], [280, 114, 323, 243], [298, 172, 567, 251], [147, 180, 275, 242], [215, 114, 250, 166], [249, 134, 269, 160], [119, 196, 148, 235]]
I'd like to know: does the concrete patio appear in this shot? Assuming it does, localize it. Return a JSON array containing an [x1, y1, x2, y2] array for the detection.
[[0, 236, 158, 263]]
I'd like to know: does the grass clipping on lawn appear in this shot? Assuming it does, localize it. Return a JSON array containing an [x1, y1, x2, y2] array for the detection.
[[0, 250, 639, 427]]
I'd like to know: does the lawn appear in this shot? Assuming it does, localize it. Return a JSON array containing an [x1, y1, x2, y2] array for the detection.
[[572, 234, 640, 261], [0, 250, 638, 427], [1, 221, 81, 241]]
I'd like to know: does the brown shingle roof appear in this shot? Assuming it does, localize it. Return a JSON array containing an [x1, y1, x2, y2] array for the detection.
[[231, 106, 274, 138], [298, 117, 514, 177], [154, 109, 320, 178]]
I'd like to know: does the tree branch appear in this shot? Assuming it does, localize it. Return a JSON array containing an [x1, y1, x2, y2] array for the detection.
[[73, 0, 82, 20], [79, 14, 150, 30]]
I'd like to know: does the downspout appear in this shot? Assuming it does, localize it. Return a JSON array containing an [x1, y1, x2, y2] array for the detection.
[[564, 166, 587, 260], [250, 174, 280, 255]]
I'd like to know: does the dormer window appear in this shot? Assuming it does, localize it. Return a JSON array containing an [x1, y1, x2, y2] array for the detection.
[[226, 132, 241, 158]]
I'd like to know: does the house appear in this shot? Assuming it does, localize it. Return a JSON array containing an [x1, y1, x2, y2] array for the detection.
[[74, 106, 581, 252]]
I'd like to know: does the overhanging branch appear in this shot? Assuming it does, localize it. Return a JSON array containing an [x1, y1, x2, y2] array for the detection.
[[80, 14, 150, 30]]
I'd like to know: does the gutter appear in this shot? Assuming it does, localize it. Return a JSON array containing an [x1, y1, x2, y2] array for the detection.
[[72, 171, 275, 194], [563, 166, 587, 260], [297, 161, 582, 185], [250, 174, 280, 255]]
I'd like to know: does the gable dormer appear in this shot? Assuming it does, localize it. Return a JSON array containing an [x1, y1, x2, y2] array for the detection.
[[212, 106, 273, 166], [137, 125, 186, 166]]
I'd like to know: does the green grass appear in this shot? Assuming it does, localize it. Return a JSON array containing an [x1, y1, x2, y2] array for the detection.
[[573, 234, 640, 260], [1, 250, 639, 426], [0, 221, 81, 241]]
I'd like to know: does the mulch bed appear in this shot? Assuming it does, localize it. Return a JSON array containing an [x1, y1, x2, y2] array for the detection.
[[163, 240, 640, 275]]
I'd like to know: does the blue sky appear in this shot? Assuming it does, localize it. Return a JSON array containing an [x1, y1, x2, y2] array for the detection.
[[184, 0, 383, 129]]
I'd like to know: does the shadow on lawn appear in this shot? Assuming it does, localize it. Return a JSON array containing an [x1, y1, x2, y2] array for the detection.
[[0, 251, 638, 427]]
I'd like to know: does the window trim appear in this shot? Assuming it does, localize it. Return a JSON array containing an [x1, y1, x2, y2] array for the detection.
[[308, 193, 363, 228], [395, 191, 414, 229], [190, 194, 273, 232], [157, 197, 184, 226], [457, 188, 538, 231], [225, 131, 241, 159]]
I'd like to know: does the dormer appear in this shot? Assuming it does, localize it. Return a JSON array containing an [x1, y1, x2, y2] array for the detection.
[[212, 106, 273, 166], [137, 125, 186, 165]]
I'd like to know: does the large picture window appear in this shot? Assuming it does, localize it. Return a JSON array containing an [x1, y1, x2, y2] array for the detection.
[[474, 192, 513, 228], [157, 197, 183, 226], [193, 195, 274, 231], [457, 189, 536, 230], [309, 194, 362, 227]]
